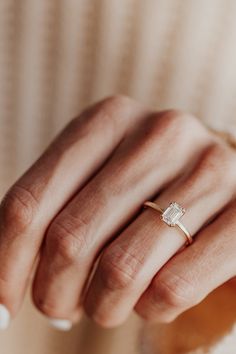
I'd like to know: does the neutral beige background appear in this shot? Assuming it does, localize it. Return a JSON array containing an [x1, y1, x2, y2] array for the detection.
[[0, 1, 236, 353]]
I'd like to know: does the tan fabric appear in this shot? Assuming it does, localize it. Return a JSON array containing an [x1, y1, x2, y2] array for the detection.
[[142, 280, 236, 354], [0, 0, 236, 353]]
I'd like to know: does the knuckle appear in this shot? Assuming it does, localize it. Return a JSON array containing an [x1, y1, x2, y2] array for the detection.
[[99, 95, 136, 129], [160, 109, 203, 137], [145, 109, 205, 148], [206, 142, 230, 163], [153, 271, 196, 310], [0, 184, 38, 231], [99, 246, 142, 291], [102, 94, 136, 110], [47, 214, 90, 264], [72, 94, 138, 143], [202, 143, 236, 184], [67, 94, 134, 130]]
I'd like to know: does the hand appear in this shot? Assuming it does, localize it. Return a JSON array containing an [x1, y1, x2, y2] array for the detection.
[[0, 95, 235, 331]]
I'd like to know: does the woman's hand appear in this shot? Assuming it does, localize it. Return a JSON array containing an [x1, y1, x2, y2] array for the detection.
[[0, 95, 236, 330]]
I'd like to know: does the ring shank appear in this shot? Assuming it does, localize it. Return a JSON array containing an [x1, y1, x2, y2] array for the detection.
[[143, 201, 164, 214], [143, 201, 193, 246], [175, 220, 193, 245]]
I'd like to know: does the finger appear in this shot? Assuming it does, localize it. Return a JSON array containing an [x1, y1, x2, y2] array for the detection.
[[33, 110, 208, 326], [0, 96, 145, 325], [135, 199, 236, 323], [84, 142, 236, 327]]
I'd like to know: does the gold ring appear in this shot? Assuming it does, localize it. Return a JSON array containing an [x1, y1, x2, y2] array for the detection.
[[143, 201, 193, 246]]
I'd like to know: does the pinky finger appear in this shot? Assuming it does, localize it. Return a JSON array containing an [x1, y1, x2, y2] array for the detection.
[[135, 201, 236, 323]]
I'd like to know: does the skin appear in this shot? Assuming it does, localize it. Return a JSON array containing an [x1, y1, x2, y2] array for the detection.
[[0, 95, 236, 328]]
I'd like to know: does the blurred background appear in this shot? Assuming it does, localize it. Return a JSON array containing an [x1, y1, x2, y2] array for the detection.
[[0, 1, 236, 353]]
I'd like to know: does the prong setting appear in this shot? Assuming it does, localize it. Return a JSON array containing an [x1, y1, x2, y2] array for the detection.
[[161, 202, 185, 227]]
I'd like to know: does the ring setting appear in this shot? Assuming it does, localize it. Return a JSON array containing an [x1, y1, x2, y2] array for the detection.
[[161, 202, 185, 227], [144, 201, 193, 246]]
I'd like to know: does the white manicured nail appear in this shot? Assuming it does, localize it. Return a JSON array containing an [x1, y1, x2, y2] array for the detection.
[[48, 318, 72, 331], [0, 304, 10, 330]]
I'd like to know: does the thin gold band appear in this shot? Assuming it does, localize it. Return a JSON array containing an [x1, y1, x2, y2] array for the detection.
[[143, 201, 193, 246]]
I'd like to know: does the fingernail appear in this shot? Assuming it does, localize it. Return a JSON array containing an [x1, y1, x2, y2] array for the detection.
[[48, 318, 72, 331], [0, 304, 10, 330]]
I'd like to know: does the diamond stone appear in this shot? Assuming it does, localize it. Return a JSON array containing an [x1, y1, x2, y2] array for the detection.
[[161, 202, 185, 226]]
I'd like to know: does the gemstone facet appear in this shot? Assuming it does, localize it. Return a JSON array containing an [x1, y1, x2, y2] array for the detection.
[[161, 202, 185, 226]]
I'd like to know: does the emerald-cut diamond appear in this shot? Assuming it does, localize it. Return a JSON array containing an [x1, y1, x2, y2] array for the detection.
[[161, 202, 185, 227]]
